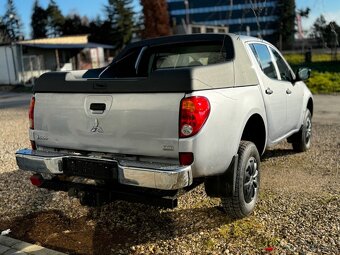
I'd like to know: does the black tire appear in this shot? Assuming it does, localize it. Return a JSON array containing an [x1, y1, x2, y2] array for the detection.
[[292, 109, 312, 152], [221, 141, 260, 219]]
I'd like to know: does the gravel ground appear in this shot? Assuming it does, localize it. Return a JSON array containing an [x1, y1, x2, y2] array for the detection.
[[0, 94, 339, 254]]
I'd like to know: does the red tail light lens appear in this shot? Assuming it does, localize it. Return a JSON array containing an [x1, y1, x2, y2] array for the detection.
[[179, 152, 194, 165], [29, 96, 35, 129], [179, 96, 210, 138]]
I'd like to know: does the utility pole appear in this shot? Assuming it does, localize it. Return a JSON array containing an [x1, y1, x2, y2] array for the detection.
[[330, 22, 338, 61], [184, 0, 190, 26]]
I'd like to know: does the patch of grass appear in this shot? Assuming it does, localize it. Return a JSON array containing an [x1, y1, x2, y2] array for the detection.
[[219, 217, 281, 251], [204, 238, 216, 250], [219, 217, 264, 239], [284, 53, 340, 65], [284, 54, 305, 65], [320, 194, 339, 205]]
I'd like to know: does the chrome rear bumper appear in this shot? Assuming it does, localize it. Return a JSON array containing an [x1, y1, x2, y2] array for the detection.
[[15, 149, 193, 190]]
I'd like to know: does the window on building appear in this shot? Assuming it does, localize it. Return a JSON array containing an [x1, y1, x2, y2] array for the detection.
[[191, 26, 201, 34], [206, 27, 214, 33], [250, 44, 277, 79], [270, 47, 293, 82], [218, 28, 227, 33]]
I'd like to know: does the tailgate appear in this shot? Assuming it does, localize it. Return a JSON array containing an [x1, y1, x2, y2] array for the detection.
[[33, 93, 184, 158]]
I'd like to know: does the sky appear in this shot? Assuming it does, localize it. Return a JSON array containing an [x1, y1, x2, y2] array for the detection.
[[0, 0, 340, 39]]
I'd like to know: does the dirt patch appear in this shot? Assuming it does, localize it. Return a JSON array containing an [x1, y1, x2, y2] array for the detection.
[[0, 210, 137, 255]]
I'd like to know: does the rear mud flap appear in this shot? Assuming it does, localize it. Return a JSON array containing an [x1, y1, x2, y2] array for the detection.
[[204, 154, 238, 198]]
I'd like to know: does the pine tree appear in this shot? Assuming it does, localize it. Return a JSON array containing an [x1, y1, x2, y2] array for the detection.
[[140, 0, 171, 38], [31, 0, 48, 39], [111, 0, 134, 49], [46, 0, 64, 37], [2, 0, 22, 41], [62, 14, 90, 35], [102, 0, 134, 49], [0, 18, 12, 44]]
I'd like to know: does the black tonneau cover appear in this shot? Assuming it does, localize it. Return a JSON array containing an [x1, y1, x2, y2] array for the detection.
[[34, 68, 195, 93]]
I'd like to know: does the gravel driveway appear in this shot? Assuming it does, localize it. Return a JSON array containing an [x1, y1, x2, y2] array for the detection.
[[0, 93, 339, 255]]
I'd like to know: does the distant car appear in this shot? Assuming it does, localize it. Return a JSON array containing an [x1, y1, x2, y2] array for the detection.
[[16, 34, 313, 219]]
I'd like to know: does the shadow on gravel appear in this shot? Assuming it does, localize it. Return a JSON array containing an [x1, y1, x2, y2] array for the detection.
[[0, 135, 233, 254], [2, 204, 231, 255], [261, 148, 296, 161], [91, 204, 231, 255], [0, 170, 58, 248]]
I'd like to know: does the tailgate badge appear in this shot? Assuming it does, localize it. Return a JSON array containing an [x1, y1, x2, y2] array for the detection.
[[91, 118, 104, 133], [163, 145, 174, 151]]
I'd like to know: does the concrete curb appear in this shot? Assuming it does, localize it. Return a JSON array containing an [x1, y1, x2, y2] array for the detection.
[[0, 236, 66, 255]]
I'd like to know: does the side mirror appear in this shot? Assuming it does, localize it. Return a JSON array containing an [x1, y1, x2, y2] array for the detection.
[[295, 67, 311, 82]]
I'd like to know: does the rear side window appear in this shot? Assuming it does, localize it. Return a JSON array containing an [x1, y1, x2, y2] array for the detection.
[[100, 38, 234, 79], [138, 41, 233, 76], [250, 43, 277, 79], [100, 48, 141, 78]]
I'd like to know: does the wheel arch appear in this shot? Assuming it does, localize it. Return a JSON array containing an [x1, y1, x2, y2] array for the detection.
[[307, 97, 314, 116], [240, 113, 267, 155]]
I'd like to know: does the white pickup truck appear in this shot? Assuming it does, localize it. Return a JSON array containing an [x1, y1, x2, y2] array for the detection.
[[16, 34, 313, 218]]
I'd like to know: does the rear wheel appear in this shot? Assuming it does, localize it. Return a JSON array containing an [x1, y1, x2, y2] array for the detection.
[[292, 109, 312, 152], [221, 141, 260, 219]]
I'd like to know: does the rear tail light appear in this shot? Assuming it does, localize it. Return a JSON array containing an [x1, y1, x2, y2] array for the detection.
[[30, 174, 44, 187], [29, 96, 35, 129], [179, 96, 210, 138], [179, 152, 194, 165]]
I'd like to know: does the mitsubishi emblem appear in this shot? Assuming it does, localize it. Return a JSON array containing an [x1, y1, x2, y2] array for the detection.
[[91, 118, 104, 133]]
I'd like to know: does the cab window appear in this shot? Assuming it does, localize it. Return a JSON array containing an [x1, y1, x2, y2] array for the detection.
[[270, 47, 293, 82], [250, 43, 278, 79]]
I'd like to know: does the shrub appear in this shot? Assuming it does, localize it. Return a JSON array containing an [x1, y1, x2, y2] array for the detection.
[[306, 71, 340, 94]]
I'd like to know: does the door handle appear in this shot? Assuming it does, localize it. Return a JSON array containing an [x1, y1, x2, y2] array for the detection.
[[286, 89, 292, 94], [265, 88, 273, 95]]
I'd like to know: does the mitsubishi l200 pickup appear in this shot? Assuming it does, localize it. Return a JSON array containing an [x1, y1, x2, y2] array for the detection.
[[16, 34, 313, 218]]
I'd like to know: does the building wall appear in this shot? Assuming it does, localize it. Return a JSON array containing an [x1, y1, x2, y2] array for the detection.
[[168, 0, 280, 43], [0, 45, 21, 85]]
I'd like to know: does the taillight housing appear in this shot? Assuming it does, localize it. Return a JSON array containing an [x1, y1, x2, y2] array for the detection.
[[29, 96, 35, 129], [179, 96, 210, 138], [29, 96, 36, 150]]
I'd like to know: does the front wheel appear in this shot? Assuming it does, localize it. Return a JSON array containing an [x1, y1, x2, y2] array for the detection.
[[292, 109, 312, 152], [221, 141, 260, 219]]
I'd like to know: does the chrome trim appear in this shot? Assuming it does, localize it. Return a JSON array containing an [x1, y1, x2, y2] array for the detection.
[[15, 149, 193, 190], [135, 46, 148, 74], [16, 149, 64, 174]]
